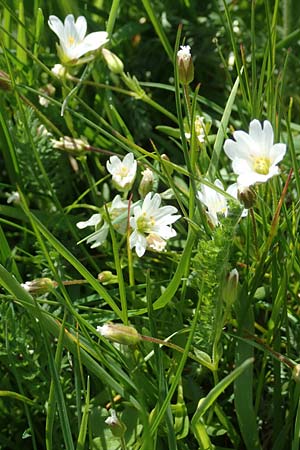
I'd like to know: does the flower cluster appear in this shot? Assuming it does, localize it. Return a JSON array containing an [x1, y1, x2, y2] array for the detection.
[[198, 119, 286, 226], [77, 152, 180, 257]]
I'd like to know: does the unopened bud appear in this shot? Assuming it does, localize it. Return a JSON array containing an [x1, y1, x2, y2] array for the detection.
[[161, 154, 173, 176], [105, 409, 127, 437], [292, 364, 300, 383], [97, 271, 118, 285], [97, 322, 141, 346], [177, 45, 194, 85], [51, 63, 67, 78], [21, 278, 55, 295], [52, 136, 89, 155], [0, 70, 11, 91], [102, 48, 124, 75], [138, 168, 154, 198], [223, 269, 239, 305], [238, 185, 256, 209]]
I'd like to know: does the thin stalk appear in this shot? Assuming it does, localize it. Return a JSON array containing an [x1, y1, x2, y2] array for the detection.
[[106, 0, 120, 38]]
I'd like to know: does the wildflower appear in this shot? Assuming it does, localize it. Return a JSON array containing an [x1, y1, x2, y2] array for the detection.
[[51, 63, 67, 78], [138, 168, 154, 198], [48, 14, 108, 64], [198, 179, 229, 227], [177, 45, 194, 85], [102, 48, 124, 74], [7, 191, 20, 205], [97, 322, 141, 346], [184, 115, 207, 144], [106, 153, 137, 192], [198, 179, 246, 227], [38, 83, 56, 107], [21, 278, 55, 295], [224, 119, 287, 187], [76, 195, 128, 248], [129, 192, 180, 257], [52, 136, 89, 154], [105, 409, 127, 437]]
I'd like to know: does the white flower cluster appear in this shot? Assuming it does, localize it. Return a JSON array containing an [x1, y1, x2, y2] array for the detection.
[[76, 152, 180, 257]]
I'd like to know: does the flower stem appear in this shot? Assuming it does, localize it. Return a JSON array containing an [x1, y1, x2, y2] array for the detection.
[[106, 0, 120, 38]]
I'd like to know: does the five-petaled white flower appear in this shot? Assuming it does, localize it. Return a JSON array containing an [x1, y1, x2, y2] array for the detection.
[[198, 179, 246, 227], [106, 153, 137, 192], [48, 14, 108, 63], [76, 195, 128, 248], [224, 119, 286, 187], [129, 192, 180, 257]]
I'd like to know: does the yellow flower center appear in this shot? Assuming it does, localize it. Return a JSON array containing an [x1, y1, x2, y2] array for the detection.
[[253, 157, 270, 175], [118, 166, 129, 177], [67, 36, 75, 47], [136, 213, 155, 234]]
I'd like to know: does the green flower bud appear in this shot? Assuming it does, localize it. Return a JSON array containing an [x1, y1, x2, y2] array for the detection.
[[105, 409, 127, 437], [238, 185, 256, 209], [102, 48, 124, 75], [138, 168, 154, 198], [177, 45, 194, 85], [97, 271, 119, 285], [223, 269, 239, 305], [97, 322, 141, 346], [21, 278, 55, 295], [0, 70, 11, 91], [292, 364, 300, 383]]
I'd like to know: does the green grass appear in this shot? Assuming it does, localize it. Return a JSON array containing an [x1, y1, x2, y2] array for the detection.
[[1, 0, 300, 449]]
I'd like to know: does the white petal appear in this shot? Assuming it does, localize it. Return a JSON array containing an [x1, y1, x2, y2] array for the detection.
[[76, 213, 101, 229], [130, 231, 147, 257], [261, 120, 274, 152], [80, 31, 109, 53], [269, 143, 287, 165], [48, 15, 64, 40], [75, 16, 87, 40], [232, 157, 253, 175]]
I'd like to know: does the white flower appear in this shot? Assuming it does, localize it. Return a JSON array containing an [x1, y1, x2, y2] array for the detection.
[[185, 115, 206, 143], [224, 119, 287, 187], [198, 179, 228, 227], [197, 179, 247, 227], [48, 14, 108, 63], [129, 192, 180, 257], [51, 63, 67, 78], [106, 153, 137, 192], [76, 196, 128, 248], [177, 45, 191, 67], [7, 191, 20, 204]]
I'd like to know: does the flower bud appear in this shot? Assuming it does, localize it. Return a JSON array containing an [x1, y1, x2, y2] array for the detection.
[[161, 154, 173, 176], [102, 48, 124, 75], [177, 45, 194, 85], [52, 136, 89, 155], [21, 278, 55, 295], [138, 168, 154, 198], [97, 271, 119, 285], [293, 365, 300, 383], [238, 185, 256, 209], [223, 269, 239, 305], [105, 409, 127, 437], [0, 70, 11, 91], [97, 322, 141, 346], [51, 63, 67, 79]]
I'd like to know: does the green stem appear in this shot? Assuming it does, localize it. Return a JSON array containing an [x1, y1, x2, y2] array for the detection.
[[106, 0, 120, 38]]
